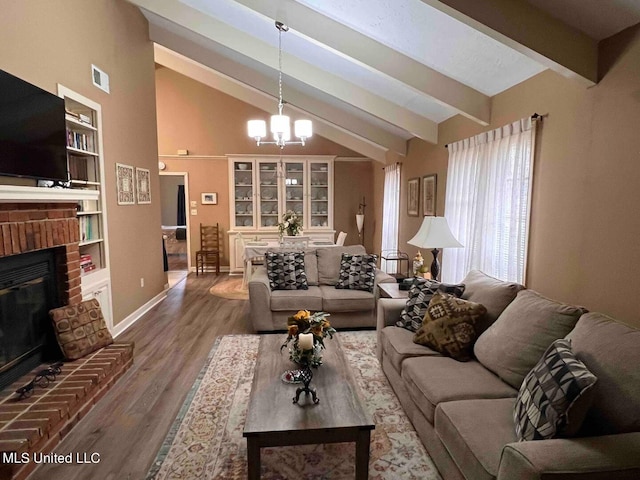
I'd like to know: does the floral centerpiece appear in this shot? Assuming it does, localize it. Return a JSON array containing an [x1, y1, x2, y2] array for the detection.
[[281, 310, 336, 367], [278, 210, 303, 236]]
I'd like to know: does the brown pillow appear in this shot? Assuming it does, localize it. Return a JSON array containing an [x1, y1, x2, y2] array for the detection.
[[49, 298, 113, 360], [413, 292, 487, 361]]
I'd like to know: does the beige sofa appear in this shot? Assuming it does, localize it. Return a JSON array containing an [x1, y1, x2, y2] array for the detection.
[[249, 245, 395, 331], [377, 270, 640, 480]]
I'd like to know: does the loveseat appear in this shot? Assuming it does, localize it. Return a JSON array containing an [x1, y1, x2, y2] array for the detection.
[[377, 270, 640, 480], [249, 245, 395, 331]]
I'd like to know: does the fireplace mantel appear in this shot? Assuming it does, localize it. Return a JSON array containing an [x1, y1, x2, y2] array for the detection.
[[0, 185, 99, 203]]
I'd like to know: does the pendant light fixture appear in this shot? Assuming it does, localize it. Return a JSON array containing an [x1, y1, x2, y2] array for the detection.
[[247, 21, 312, 149]]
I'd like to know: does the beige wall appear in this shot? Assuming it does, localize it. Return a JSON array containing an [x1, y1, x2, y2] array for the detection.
[[333, 161, 374, 251], [0, 0, 164, 326], [155, 67, 375, 262], [398, 24, 640, 327]]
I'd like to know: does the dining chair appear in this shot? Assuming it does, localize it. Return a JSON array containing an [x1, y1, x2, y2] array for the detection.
[[336, 231, 347, 246], [196, 223, 220, 275]]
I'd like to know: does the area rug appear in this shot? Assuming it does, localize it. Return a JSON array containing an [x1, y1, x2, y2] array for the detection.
[[146, 332, 441, 479], [208, 277, 249, 300]]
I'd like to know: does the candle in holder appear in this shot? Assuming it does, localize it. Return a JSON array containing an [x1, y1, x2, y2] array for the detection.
[[298, 333, 314, 351]]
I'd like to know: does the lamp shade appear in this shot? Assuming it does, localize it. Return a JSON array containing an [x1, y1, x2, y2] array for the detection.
[[248, 120, 266, 139], [408, 216, 463, 249], [356, 214, 365, 233], [294, 119, 312, 139]]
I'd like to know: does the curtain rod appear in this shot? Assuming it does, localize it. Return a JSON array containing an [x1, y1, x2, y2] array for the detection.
[[444, 113, 545, 148]]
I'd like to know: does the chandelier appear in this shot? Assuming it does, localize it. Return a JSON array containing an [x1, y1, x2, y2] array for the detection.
[[247, 21, 312, 149]]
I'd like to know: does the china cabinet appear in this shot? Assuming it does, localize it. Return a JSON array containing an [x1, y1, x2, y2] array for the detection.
[[227, 155, 335, 273]]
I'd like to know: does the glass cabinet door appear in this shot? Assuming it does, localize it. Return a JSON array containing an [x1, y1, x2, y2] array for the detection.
[[257, 161, 279, 228], [233, 160, 254, 228], [308, 161, 330, 229], [283, 161, 305, 228]]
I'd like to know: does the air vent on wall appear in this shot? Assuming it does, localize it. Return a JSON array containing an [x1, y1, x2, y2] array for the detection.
[[91, 64, 110, 94]]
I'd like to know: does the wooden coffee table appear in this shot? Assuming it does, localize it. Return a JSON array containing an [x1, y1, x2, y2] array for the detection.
[[243, 334, 374, 479]]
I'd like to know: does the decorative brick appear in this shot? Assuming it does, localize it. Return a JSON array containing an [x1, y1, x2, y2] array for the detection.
[[8, 211, 29, 223], [0, 429, 40, 448], [10, 223, 20, 254], [44, 221, 53, 247], [1, 224, 12, 255], [17, 224, 27, 252]]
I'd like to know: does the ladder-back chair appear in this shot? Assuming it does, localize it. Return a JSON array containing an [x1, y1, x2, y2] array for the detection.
[[196, 223, 220, 275]]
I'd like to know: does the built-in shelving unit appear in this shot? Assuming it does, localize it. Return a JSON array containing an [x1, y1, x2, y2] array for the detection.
[[58, 85, 112, 328]]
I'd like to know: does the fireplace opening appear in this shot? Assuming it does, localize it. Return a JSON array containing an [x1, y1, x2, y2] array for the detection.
[[0, 249, 63, 390]]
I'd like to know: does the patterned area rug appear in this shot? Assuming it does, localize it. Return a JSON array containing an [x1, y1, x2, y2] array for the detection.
[[146, 332, 441, 479], [208, 277, 249, 300]]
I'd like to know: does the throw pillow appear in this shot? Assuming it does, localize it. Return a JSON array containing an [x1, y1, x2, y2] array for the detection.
[[413, 292, 487, 361], [474, 289, 587, 389], [265, 251, 308, 290], [49, 298, 114, 360], [514, 339, 597, 441], [396, 277, 466, 332], [335, 253, 378, 292]]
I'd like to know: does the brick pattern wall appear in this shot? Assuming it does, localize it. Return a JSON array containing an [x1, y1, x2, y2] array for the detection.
[[0, 203, 82, 305]]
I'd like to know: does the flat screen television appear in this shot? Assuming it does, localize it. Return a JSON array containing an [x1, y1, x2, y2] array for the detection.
[[0, 69, 68, 182]]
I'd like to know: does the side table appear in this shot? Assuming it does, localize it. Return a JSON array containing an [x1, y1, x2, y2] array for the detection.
[[378, 283, 409, 300]]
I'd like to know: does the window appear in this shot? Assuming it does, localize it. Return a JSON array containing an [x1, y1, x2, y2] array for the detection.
[[443, 117, 537, 283]]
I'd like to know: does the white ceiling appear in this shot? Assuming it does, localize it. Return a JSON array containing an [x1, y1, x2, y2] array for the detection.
[[128, 0, 638, 162]]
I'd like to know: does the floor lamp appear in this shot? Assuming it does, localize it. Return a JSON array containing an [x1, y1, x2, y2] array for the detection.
[[407, 217, 462, 281]]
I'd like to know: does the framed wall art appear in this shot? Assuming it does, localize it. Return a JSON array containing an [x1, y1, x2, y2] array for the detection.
[[422, 174, 437, 216], [136, 167, 151, 204], [407, 177, 419, 217], [116, 163, 135, 205], [201, 193, 218, 205]]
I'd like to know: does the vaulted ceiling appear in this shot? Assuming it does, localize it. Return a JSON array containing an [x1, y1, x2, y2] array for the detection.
[[127, 0, 640, 162]]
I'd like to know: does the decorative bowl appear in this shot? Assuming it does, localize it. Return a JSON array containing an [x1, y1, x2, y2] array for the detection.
[[238, 163, 248, 170]]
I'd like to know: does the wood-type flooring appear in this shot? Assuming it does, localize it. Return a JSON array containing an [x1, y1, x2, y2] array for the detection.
[[28, 273, 253, 480]]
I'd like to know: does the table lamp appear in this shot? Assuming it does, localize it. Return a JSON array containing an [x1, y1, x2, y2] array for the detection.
[[407, 217, 462, 281]]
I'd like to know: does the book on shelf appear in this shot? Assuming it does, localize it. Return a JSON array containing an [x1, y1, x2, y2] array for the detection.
[[81, 263, 97, 274], [68, 155, 88, 181]]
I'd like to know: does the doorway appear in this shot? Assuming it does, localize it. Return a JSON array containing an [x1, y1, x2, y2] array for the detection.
[[160, 172, 191, 288]]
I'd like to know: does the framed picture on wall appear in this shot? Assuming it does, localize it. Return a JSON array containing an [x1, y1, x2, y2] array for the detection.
[[201, 192, 218, 205], [116, 163, 135, 205], [422, 174, 437, 216], [407, 177, 419, 217], [136, 167, 151, 204]]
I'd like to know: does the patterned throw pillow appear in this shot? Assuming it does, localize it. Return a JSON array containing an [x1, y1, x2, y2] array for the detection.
[[413, 292, 487, 361], [49, 298, 114, 360], [514, 338, 597, 441], [335, 253, 378, 292], [265, 251, 308, 291], [396, 278, 466, 332]]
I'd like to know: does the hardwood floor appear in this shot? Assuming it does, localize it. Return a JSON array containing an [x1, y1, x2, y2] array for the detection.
[[29, 273, 253, 480]]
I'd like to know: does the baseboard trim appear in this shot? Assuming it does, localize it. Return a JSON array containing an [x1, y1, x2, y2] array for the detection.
[[113, 288, 168, 338]]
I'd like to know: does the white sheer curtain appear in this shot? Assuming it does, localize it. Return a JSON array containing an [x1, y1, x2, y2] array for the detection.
[[381, 163, 401, 273], [443, 117, 537, 283]]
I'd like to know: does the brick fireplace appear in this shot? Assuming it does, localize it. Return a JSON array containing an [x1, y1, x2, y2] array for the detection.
[[0, 200, 133, 480]]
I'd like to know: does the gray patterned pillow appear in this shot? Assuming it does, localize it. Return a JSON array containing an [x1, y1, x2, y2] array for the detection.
[[265, 251, 308, 291], [396, 278, 466, 332], [514, 339, 597, 441], [335, 253, 378, 292]]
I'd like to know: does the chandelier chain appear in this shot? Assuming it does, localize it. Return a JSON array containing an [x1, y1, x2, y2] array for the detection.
[[278, 26, 283, 115]]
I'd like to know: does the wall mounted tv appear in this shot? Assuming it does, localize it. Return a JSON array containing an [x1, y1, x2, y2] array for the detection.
[[0, 69, 68, 182]]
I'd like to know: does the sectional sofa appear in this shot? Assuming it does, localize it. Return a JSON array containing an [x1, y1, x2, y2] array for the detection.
[[377, 270, 640, 480], [249, 244, 395, 331]]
